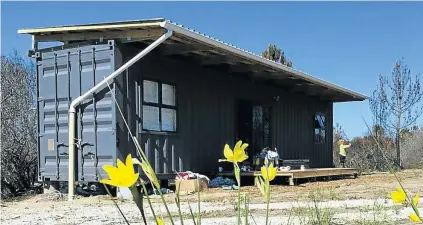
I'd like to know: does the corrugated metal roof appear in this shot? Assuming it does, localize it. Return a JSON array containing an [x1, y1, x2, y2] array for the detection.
[[18, 18, 368, 101], [168, 20, 258, 55], [162, 20, 368, 101]]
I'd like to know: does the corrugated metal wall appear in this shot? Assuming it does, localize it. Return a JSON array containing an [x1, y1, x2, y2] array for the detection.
[[37, 41, 119, 182], [37, 41, 334, 182], [121, 52, 334, 174], [271, 97, 333, 167]]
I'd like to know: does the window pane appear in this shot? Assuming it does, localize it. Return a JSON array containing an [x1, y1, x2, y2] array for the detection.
[[314, 129, 319, 143], [318, 115, 325, 129], [315, 114, 325, 129], [162, 84, 176, 106], [143, 105, 160, 131], [161, 108, 176, 131], [320, 130, 326, 142], [143, 80, 158, 103], [314, 113, 326, 143]]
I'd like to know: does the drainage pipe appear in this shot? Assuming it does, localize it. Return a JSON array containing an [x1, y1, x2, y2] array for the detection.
[[68, 28, 173, 201]]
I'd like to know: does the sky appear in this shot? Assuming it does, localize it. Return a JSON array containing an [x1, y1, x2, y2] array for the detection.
[[2, 1, 423, 138]]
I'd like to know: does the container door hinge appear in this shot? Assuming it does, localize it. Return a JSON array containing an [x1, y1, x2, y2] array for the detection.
[[58, 141, 69, 156], [57, 141, 69, 148], [28, 50, 41, 59], [76, 141, 94, 150]]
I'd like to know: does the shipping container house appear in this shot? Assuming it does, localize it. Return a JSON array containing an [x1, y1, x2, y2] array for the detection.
[[18, 19, 367, 188]]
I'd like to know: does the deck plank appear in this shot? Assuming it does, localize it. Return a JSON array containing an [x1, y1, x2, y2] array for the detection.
[[217, 168, 357, 181]]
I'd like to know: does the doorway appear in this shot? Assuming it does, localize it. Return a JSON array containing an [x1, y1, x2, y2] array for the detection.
[[236, 99, 271, 161]]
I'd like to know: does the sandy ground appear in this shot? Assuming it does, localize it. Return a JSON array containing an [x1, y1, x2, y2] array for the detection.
[[1, 169, 422, 225]]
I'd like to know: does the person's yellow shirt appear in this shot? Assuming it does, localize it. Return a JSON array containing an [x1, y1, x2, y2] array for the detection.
[[339, 144, 351, 156]]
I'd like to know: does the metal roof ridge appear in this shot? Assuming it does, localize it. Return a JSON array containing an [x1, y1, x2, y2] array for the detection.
[[161, 21, 368, 100]]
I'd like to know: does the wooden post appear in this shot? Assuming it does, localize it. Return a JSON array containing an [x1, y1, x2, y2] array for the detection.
[[288, 176, 295, 186]]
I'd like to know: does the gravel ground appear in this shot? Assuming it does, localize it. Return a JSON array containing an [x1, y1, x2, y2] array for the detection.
[[1, 169, 422, 225], [1, 195, 421, 225]]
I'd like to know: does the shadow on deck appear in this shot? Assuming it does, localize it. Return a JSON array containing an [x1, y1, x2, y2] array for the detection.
[[217, 168, 358, 186]]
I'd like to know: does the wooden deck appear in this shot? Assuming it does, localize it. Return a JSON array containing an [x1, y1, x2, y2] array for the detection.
[[218, 168, 358, 186]]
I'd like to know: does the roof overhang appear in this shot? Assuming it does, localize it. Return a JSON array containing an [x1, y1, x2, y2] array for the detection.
[[18, 18, 368, 103]]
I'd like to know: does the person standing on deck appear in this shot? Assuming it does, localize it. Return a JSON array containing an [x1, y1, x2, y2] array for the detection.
[[338, 139, 352, 168]]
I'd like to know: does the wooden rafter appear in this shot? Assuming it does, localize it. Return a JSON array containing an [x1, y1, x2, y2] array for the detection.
[[33, 29, 166, 42], [18, 22, 162, 34]]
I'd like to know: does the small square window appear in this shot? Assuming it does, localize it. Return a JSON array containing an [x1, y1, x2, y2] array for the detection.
[[142, 80, 178, 132]]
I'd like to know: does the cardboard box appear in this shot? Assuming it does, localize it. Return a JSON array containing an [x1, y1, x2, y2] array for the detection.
[[175, 178, 209, 195]]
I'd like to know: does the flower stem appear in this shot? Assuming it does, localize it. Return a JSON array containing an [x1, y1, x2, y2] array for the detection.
[[197, 178, 201, 225], [234, 163, 241, 225], [140, 181, 158, 224], [265, 182, 270, 225], [129, 185, 147, 225], [238, 186, 241, 225], [157, 188, 175, 225], [175, 182, 184, 225], [244, 194, 248, 225]]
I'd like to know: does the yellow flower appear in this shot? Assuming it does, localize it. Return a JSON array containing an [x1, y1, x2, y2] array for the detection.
[[410, 213, 421, 223], [100, 154, 139, 188], [391, 187, 406, 204], [221, 140, 249, 163], [156, 217, 164, 225], [413, 193, 419, 206], [261, 164, 277, 181]]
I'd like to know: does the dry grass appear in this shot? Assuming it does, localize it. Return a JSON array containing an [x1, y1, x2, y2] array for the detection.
[[156, 169, 423, 205], [2, 169, 421, 225]]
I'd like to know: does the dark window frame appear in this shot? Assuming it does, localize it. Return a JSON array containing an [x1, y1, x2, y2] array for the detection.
[[314, 112, 326, 144], [141, 79, 178, 133]]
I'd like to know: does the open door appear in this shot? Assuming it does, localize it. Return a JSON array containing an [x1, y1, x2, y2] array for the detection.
[[252, 105, 271, 155], [236, 100, 253, 153], [236, 100, 271, 161]]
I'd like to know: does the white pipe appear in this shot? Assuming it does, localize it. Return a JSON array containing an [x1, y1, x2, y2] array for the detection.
[[67, 29, 173, 201]]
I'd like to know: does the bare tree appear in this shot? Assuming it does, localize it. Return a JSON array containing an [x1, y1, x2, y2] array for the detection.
[[369, 82, 388, 142], [1, 51, 38, 198], [400, 127, 423, 169], [369, 58, 423, 168]]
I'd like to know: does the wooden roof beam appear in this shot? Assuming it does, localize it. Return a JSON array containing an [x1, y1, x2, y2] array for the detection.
[[33, 29, 165, 42]]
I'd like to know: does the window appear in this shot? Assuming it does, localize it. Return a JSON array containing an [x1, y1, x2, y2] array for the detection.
[[314, 113, 326, 143], [142, 80, 177, 132]]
